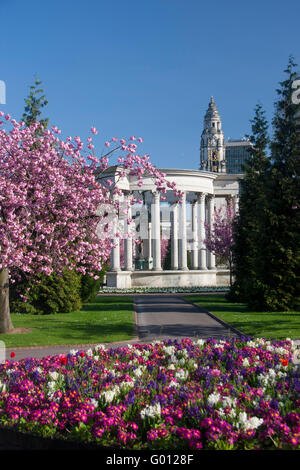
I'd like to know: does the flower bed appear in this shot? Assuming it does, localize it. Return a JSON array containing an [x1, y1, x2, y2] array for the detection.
[[0, 337, 299, 450], [99, 286, 229, 294]]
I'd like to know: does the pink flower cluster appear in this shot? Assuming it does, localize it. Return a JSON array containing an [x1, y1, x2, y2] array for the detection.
[[204, 203, 235, 261], [0, 114, 180, 281]]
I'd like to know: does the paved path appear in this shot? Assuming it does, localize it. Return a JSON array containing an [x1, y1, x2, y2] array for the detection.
[[2, 295, 241, 362], [3, 339, 141, 363], [135, 295, 240, 342]]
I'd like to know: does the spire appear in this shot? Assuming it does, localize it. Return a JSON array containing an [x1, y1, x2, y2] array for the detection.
[[204, 96, 220, 125], [200, 96, 226, 173]]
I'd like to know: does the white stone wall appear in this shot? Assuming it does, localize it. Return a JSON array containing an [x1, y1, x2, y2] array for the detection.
[[131, 270, 218, 287]]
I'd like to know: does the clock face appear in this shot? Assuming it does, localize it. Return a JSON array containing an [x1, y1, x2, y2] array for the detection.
[[208, 150, 218, 161]]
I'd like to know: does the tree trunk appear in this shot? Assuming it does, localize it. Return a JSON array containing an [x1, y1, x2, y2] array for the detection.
[[0, 268, 14, 333]]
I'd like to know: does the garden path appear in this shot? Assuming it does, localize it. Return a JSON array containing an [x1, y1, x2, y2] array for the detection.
[[3, 295, 242, 362], [135, 295, 241, 342]]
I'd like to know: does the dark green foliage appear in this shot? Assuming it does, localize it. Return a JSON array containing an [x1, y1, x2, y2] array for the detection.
[[80, 267, 107, 303], [10, 269, 82, 315], [256, 57, 300, 311], [22, 76, 49, 130], [230, 57, 300, 311], [10, 265, 108, 314], [229, 103, 271, 304]]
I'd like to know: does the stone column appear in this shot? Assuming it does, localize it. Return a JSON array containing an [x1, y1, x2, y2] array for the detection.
[[111, 238, 121, 272], [170, 202, 179, 270], [191, 199, 198, 269], [226, 194, 238, 215], [146, 197, 153, 270], [226, 194, 233, 209], [198, 192, 207, 270], [178, 192, 188, 271], [152, 192, 162, 271], [233, 194, 239, 214], [148, 221, 152, 259], [110, 199, 121, 272], [207, 194, 216, 270], [124, 198, 133, 271]]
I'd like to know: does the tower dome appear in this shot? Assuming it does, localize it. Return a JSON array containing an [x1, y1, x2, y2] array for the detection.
[[200, 97, 226, 173]]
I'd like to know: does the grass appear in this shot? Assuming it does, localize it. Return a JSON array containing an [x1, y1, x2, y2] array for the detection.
[[182, 294, 300, 340], [0, 296, 135, 348]]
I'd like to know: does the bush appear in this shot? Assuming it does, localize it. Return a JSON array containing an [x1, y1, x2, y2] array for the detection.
[[80, 267, 107, 303], [226, 281, 245, 303], [10, 269, 82, 315]]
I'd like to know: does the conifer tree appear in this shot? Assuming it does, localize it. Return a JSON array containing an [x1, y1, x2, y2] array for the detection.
[[22, 76, 49, 130], [229, 103, 270, 303], [230, 57, 300, 311], [256, 57, 300, 310]]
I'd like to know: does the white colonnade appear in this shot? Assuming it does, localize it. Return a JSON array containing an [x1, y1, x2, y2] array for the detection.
[[110, 190, 220, 272]]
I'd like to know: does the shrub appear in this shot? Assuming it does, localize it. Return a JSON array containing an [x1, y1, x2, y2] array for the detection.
[[80, 267, 107, 303], [10, 269, 82, 315]]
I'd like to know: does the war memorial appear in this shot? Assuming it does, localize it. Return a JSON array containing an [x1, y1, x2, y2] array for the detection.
[[102, 98, 244, 289]]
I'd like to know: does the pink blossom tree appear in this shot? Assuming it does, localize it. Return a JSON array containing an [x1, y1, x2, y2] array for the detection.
[[0, 114, 180, 333], [204, 203, 235, 286]]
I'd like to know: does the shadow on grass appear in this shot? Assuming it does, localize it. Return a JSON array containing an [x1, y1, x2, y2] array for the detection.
[[224, 318, 300, 338], [81, 303, 133, 312], [81, 296, 133, 313], [187, 296, 300, 316], [50, 322, 135, 341], [93, 296, 133, 303], [19, 318, 135, 340], [199, 304, 300, 317]]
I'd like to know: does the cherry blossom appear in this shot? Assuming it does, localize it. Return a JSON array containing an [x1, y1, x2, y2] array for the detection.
[[0, 114, 179, 333]]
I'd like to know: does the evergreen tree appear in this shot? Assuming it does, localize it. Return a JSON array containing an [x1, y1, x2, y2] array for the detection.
[[230, 57, 300, 311], [256, 57, 300, 310], [229, 103, 270, 303], [22, 76, 49, 130]]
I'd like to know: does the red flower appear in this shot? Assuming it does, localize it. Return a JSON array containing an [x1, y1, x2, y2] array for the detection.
[[80, 352, 85, 358], [59, 356, 67, 365], [10, 352, 16, 359], [280, 358, 289, 366]]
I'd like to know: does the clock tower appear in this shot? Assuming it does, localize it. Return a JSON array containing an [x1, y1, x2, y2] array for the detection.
[[200, 97, 226, 173]]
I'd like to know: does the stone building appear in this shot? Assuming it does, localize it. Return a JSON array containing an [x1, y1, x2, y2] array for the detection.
[[100, 98, 243, 288]]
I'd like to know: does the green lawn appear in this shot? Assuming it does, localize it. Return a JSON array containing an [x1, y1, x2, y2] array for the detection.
[[0, 296, 135, 348], [183, 294, 300, 340]]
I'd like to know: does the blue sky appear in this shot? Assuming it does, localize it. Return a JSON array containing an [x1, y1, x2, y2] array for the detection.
[[0, 0, 299, 169]]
